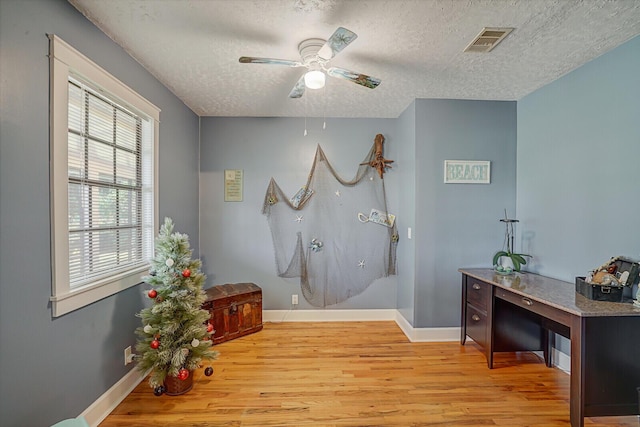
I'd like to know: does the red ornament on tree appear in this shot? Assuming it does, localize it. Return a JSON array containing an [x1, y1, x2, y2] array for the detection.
[[178, 368, 189, 381], [148, 289, 157, 299], [182, 268, 191, 278], [206, 323, 214, 333], [150, 339, 160, 349]]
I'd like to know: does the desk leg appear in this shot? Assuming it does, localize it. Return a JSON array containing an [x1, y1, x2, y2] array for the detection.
[[570, 315, 585, 427], [544, 329, 554, 368]]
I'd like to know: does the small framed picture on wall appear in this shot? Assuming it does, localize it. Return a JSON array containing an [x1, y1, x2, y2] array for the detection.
[[444, 160, 490, 184], [224, 169, 243, 201]]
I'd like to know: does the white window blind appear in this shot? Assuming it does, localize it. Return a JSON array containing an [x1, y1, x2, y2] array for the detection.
[[67, 77, 153, 289], [49, 34, 159, 317]]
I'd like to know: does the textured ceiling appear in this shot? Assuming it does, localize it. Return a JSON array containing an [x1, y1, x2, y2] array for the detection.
[[68, 0, 640, 118]]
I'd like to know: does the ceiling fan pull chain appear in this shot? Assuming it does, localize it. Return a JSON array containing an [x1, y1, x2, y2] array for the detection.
[[304, 95, 308, 136], [323, 84, 327, 130]]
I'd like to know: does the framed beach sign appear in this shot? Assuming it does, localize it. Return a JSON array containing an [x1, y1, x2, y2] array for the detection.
[[444, 160, 490, 184]]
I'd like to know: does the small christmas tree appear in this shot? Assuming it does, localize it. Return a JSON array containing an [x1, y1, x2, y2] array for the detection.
[[135, 217, 218, 395]]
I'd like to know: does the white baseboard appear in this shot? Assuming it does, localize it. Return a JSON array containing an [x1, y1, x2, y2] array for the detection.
[[531, 348, 571, 373], [394, 312, 461, 342], [263, 308, 397, 322], [80, 366, 148, 427], [264, 309, 461, 342], [553, 347, 571, 374]]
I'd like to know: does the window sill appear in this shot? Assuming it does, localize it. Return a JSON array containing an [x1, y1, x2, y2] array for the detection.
[[51, 265, 148, 317]]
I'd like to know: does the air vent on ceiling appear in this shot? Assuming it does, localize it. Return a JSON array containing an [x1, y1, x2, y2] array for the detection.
[[464, 27, 514, 53]]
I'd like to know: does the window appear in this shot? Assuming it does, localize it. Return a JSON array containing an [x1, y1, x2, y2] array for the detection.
[[49, 35, 159, 317]]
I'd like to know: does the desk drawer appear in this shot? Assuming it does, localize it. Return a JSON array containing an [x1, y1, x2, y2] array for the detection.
[[495, 288, 572, 327], [466, 279, 490, 311], [465, 305, 488, 348]]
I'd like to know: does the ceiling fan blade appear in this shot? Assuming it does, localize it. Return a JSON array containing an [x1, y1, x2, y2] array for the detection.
[[239, 56, 304, 67], [317, 27, 358, 60], [288, 74, 306, 98], [327, 67, 381, 89]]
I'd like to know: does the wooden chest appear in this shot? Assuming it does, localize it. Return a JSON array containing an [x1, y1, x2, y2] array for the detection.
[[202, 283, 263, 345]]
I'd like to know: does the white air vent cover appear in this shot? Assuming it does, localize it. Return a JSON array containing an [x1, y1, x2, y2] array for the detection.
[[464, 27, 514, 53]]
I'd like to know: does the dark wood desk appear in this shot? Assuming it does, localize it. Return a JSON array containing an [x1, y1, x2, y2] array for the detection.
[[460, 268, 640, 427]]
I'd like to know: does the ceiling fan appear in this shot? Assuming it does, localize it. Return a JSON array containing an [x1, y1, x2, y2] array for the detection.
[[239, 27, 381, 98]]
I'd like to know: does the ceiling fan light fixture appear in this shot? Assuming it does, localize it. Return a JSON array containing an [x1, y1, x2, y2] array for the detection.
[[239, 28, 380, 98], [304, 70, 325, 89]]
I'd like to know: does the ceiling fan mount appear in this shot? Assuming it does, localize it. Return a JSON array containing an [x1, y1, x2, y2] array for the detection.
[[239, 27, 381, 99], [298, 38, 326, 65]]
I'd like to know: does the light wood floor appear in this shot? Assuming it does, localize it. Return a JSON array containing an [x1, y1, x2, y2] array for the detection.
[[100, 321, 638, 426]]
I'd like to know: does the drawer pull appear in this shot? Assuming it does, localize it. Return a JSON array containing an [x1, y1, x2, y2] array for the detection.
[[472, 283, 481, 290], [471, 314, 481, 322], [522, 297, 533, 306]]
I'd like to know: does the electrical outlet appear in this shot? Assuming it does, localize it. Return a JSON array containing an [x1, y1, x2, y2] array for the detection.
[[124, 346, 133, 365], [291, 294, 299, 305]]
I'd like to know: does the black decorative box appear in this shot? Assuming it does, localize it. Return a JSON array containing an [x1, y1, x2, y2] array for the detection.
[[575, 257, 640, 302], [575, 277, 624, 302]]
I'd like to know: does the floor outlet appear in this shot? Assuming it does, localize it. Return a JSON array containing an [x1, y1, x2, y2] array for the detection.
[[292, 294, 299, 305]]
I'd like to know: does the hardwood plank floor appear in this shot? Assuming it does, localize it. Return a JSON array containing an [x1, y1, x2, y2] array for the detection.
[[100, 321, 638, 427]]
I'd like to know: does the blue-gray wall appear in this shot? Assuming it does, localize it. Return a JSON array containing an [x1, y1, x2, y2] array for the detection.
[[198, 100, 517, 329], [2, 0, 637, 423], [414, 99, 517, 327], [395, 101, 417, 324], [517, 35, 640, 281], [0, 1, 200, 425], [517, 35, 640, 355], [199, 117, 399, 310], [517, 37, 640, 353]]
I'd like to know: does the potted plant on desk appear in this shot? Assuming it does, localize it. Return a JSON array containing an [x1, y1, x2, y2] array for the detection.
[[493, 210, 531, 274]]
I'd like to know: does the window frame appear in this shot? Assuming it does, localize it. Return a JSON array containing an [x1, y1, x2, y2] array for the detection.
[[49, 35, 159, 317]]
